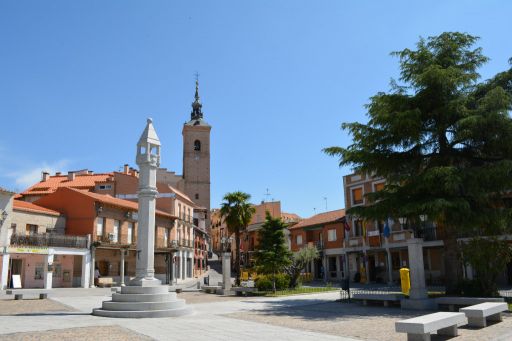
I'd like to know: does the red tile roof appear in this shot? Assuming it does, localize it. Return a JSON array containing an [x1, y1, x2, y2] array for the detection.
[[65, 187, 176, 219], [21, 173, 114, 195], [289, 209, 345, 230], [13, 200, 61, 216]]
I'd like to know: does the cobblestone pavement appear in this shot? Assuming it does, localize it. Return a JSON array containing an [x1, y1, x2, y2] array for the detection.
[[0, 325, 152, 341], [0, 298, 75, 315], [226, 301, 512, 341], [1, 289, 511, 341], [176, 291, 257, 304]]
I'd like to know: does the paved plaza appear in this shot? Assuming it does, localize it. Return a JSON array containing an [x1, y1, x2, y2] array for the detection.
[[0, 288, 511, 341]]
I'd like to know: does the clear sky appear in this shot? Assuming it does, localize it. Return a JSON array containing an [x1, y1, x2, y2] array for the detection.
[[0, 1, 511, 218]]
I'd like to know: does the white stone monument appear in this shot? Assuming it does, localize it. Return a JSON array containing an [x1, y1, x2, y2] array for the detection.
[[93, 118, 190, 318], [401, 238, 435, 310]]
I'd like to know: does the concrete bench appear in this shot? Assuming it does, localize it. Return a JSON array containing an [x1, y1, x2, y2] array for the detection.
[[460, 302, 508, 328], [6, 289, 50, 300], [202, 285, 221, 294], [352, 293, 404, 307], [396, 312, 467, 341], [232, 287, 258, 296], [96, 277, 113, 287], [436, 296, 504, 311]]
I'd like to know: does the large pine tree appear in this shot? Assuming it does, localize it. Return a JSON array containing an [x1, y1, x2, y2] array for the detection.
[[254, 212, 292, 292], [325, 32, 512, 294]]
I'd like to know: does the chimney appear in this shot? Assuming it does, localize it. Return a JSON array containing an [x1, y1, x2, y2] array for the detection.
[[56, 172, 62, 176], [124, 164, 129, 174], [68, 171, 75, 181], [42, 172, 50, 182]]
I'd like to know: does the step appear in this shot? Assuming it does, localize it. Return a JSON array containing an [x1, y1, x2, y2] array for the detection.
[[112, 293, 175, 302], [92, 306, 193, 318], [102, 299, 186, 311], [121, 286, 170, 295]]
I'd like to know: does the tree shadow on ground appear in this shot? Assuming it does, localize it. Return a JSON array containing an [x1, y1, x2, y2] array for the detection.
[[240, 299, 429, 321]]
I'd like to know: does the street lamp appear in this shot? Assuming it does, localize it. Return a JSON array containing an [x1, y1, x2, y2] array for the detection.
[[398, 217, 407, 230]]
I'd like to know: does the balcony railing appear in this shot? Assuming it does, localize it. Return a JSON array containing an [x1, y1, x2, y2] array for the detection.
[[178, 238, 194, 248], [10, 233, 89, 249], [307, 240, 324, 250], [95, 234, 136, 246]]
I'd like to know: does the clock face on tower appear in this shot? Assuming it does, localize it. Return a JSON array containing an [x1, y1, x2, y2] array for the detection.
[[194, 155, 200, 161]]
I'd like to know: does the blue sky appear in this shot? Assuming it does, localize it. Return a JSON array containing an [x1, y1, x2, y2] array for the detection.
[[0, 1, 511, 218]]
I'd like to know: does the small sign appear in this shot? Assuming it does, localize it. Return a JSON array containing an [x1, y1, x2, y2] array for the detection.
[[12, 275, 22, 289], [8, 247, 48, 254]]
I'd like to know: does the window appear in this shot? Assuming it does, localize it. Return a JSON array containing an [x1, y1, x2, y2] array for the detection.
[[112, 220, 120, 243], [194, 140, 201, 151], [374, 182, 385, 192], [353, 219, 363, 237], [127, 222, 133, 244], [352, 187, 363, 205], [26, 224, 38, 235], [195, 193, 199, 200], [328, 257, 337, 272], [96, 217, 104, 237], [296, 235, 303, 245], [99, 184, 112, 190], [327, 229, 337, 242], [164, 228, 169, 245]]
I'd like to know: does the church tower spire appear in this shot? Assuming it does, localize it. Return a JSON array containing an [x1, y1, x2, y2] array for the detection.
[[191, 78, 203, 121]]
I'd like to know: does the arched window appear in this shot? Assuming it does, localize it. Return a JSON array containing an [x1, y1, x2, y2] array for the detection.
[[194, 140, 201, 151]]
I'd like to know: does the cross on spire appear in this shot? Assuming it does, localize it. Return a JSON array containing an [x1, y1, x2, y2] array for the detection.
[[191, 73, 203, 121]]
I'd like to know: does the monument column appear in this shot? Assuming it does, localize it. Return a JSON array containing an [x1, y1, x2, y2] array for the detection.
[[131, 118, 161, 287], [120, 249, 126, 286], [92, 118, 190, 318]]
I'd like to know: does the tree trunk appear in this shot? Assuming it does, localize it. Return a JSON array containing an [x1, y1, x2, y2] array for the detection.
[[235, 230, 241, 286], [443, 229, 462, 295]]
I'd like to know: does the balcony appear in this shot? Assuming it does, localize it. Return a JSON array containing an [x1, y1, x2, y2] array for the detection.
[[177, 238, 193, 248], [347, 236, 363, 248], [388, 230, 414, 243], [95, 234, 136, 246], [307, 240, 324, 250], [10, 233, 89, 249]]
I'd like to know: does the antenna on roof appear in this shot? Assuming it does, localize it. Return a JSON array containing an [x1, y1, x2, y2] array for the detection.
[[323, 197, 328, 212]]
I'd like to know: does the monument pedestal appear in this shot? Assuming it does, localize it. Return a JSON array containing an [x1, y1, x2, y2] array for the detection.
[[400, 238, 433, 310], [92, 285, 191, 318]]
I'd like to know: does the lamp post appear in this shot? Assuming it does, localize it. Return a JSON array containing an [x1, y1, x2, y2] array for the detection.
[[398, 217, 407, 230], [418, 214, 428, 240]]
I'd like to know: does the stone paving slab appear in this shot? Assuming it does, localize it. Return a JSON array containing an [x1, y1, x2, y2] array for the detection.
[[0, 298, 75, 315], [0, 325, 152, 341], [225, 301, 512, 341]]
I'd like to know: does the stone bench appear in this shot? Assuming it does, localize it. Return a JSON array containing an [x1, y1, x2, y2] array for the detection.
[[396, 312, 467, 341], [96, 277, 114, 287], [6, 289, 50, 300], [202, 285, 221, 294], [352, 293, 404, 307], [460, 302, 508, 328], [232, 287, 258, 296], [436, 296, 504, 311]]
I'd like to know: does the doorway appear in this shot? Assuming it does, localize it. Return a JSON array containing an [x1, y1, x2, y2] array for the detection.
[[9, 259, 23, 288], [368, 255, 376, 282]]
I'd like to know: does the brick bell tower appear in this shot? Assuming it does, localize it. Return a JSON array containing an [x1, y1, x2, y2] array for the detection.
[[182, 79, 211, 227]]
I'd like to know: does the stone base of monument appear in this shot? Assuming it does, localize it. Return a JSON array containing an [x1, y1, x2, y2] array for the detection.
[[92, 285, 192, 318]]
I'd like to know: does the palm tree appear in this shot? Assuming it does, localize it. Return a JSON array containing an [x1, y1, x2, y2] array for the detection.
[[219, 191, 255, 285]]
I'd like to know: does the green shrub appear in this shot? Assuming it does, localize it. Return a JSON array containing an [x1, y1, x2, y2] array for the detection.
[[256, 276, 273, 291], [256, 274, 291, 291], [274, 273, 290, 290]]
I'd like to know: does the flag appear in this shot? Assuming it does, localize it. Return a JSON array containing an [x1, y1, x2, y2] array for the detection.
[[383, 218, 390, 238], [343, 219, 350, 231]]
